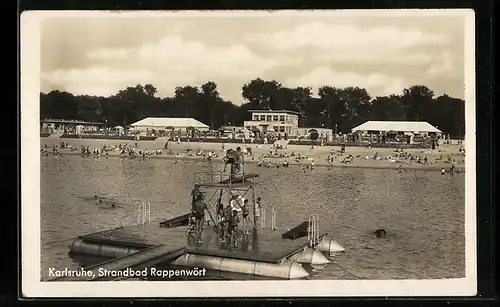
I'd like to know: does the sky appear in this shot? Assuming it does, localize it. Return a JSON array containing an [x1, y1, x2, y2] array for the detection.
[[39, 11, 467, 105]]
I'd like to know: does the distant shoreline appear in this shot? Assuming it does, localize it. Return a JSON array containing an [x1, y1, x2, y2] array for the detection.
[[41, 135, 439, 149]]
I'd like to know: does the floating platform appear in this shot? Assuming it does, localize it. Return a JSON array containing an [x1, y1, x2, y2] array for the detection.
[[61, 222, 330, 280], [219, 173, 259, 184]]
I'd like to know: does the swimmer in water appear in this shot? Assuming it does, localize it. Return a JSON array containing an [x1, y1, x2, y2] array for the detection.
[[374, 229, 387, 239], [97, 199, 117, 209]]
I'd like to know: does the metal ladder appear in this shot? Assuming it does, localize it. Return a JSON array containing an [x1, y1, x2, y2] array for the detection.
[[260, 207, 277, 230], [308, 214, 320, 247], [137, 201, 151, 225]]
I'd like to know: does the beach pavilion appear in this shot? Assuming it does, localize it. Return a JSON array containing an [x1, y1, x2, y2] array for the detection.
[[129, 117, 210, 136], [351, 121, 441, 135], [351, 121, 442, 144]]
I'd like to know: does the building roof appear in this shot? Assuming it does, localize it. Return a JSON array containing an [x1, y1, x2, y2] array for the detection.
[[351, 121, 441, 133], [129, 117, 209, 129], [249, 109, 300, 115], [41, 119, 104, 125]]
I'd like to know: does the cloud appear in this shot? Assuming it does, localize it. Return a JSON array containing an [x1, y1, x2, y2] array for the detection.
[[40, 18, 464, 101], [284, 67, 407, 97], [427, 51, 454, 75], [248, 21, 449, 50], [87, 48, 131, 60], [41, 67, 154, 97], [247, 21, 450, 66], [134, 36, 278, 75], [42, 35, 303, 99]]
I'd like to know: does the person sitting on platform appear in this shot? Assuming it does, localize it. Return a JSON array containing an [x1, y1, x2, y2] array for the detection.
[[223, 149, 236, 175], [233, 147, 244, 174]]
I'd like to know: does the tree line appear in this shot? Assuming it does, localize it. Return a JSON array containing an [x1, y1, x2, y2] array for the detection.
[[40, 78, 466, 138]]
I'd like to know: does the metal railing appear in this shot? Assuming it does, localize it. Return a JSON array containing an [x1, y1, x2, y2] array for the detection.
[[308, 214, 320, 246], [137, 201, 151, 225], [192, 160, 223, 184], [260, 207, 277, 230]]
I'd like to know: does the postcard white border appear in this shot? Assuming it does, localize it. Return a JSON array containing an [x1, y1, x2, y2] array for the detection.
[[21, 9, 477, 297]]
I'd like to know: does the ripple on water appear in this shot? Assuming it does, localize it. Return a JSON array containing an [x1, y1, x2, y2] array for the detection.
[[40, 146, 466, 281]]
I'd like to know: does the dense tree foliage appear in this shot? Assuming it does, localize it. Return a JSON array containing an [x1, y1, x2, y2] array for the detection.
[[40, 79, 466, 138]]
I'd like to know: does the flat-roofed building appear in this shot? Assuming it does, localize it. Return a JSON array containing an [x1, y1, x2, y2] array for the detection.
[[243, 110, 300, 138], [41, 119, 104, 134]]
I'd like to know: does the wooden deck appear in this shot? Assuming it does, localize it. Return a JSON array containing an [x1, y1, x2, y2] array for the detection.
[[77, 223, 325, 264]]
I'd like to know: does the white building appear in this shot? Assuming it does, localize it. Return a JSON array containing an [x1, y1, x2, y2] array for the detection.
[[41, 119, 103, 134], [129, 117, 210, 134], [243, 110, 300, 138], [351, 121, 442, 136]]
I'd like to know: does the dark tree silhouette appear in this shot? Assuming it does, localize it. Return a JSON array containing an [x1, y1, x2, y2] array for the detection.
[[40, 80, 466, 138]]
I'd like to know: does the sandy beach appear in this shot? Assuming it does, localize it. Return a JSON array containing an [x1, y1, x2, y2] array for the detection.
[[44, 139, 466, 172]]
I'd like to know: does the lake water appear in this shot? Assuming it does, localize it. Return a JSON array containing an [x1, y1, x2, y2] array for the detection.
[[39, 139, 465, 281]]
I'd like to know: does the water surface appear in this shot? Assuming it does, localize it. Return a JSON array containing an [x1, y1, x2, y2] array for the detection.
[[40, 139, 465, 281]]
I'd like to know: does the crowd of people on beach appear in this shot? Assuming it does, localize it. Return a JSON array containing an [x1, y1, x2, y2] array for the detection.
[[41, 136, 465, 175]]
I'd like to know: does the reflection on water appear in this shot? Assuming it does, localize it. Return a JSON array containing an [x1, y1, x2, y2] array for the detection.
[[40, 143, 465, 281]]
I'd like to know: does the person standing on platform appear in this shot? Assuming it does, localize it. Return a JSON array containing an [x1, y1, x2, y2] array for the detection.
[[254, 197, 262, 227], [228, 209, 240, 248], [191, 184, 201, 202], [192, 194, 207, 244], [242, 199, 250, 233]]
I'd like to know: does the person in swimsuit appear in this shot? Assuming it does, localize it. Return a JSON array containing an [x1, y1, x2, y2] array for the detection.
[[227, 209, 239, 248], [223, 149, 236, 174], [191, 185, 202, 203], [233, 147, 244, 174], [217, 201, 225, 241], [191, 194, 207, 243]]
